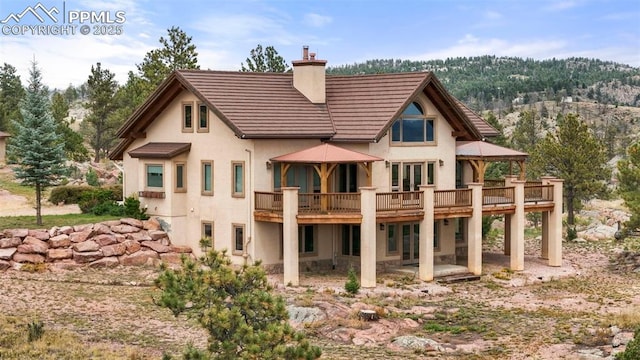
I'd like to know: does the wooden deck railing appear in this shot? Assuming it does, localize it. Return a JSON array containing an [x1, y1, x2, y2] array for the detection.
[[255, 191, 283, 211], [434, 189, 472, 208], [524, 185, 553, 202], [298, 193, 361, 213], [482, 187, 515, 205], [376, 191, 423, 211]]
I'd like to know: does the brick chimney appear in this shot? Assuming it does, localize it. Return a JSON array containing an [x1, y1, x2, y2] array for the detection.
[[292, 45, 327, 104]]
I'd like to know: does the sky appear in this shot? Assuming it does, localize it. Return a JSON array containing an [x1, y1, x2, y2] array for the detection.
[[1, 0, 639, 89]]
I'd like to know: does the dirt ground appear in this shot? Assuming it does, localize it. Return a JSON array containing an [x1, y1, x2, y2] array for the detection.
[[0, 234, 638, 359]]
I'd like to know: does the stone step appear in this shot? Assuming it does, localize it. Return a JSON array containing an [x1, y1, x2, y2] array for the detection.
[[436, 272, 481, 284]]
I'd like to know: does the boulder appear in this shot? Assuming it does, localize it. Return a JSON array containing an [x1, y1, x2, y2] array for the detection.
[[102, 243, 127, 257], [159, 252, 184, 264], [143, 218, 161, 231], [28, 230, 50, 241], [58, 226, 74, 235], [93, 223, 113, 235], [119, 250, 158, 266], [49, 234, 71, 248], [287, 305, 326, 324], [48, 227, 58, 238], [100, 220, 121, 227], [23, 236, 49, 253], [69, 229, 94, 243], [73, 224, 94, 232], [391, 336, 443, 352], [0, 259, 11, 270], [50, 260, 83, 270], [73, 250, 103, 263], [13, 253, 45, 263], [88, 257, 119, 268], [94, 234, 117, 247], [123, 240, 141, 254], [47, 248, 73, 260], [0, 247, 17, 260], [110, 224, 140, 234], [0, 237, 22, 248], [149, 230, 168, 241], [6, 229, 28, 238], [141, 241, 171, 253], [115, 234, 126, 243], [170, 245, 192, 253], [120, 218, 143, 228], [72, 240, 100, 252], [126, 231, 151, 242]]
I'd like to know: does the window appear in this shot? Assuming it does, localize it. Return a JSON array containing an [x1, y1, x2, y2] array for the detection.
[[182, 102, 194, 132], [233, 224, 244, 255], [427, 161, 435, 185], [146, 164, 163, 188], [391, 161, 436, 191], [341, 225, 361, 256], [390, 102, 435, 144], [202, 221, 213, 248], [174, 162, 186, 192], [232, 161, 244, 198], [197, 103, 209, 132], [201, 160, 213, 195], [387, 224, 398, 255], [298, 225, 316, 256], [337, 163, 358, 193]]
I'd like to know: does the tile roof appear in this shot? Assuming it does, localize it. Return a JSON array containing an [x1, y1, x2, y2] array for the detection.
[[456, 141, 528, 160], [128, 142, 191, 159], [455, 100, 500, 137], [177, 70, 335, 139], [270, 143, 383, 163]]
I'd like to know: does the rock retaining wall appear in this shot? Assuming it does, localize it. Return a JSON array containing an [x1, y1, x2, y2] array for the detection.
[[0, 218, 193, 271]]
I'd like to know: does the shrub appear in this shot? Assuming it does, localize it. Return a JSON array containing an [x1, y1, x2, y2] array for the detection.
[[567, 226, 577, 241], [482, 216, 497, 240], [78, 188, 120, 213], [123, 195, 148, 220], [345, 267, 360, 295], [27, 320, 44, 342], [85, 168, 99, 186], [49, 185, 122, 205], [154, 250, 322, 359], [616, 327, 640, 360]]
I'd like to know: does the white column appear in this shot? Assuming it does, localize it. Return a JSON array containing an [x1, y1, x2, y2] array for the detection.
[[419, 185, 435, 281], [359, 187, 377, 288], [282, 187, 299, 286], [541, 211, 549, 259], [467, 183, 483, 275], [548, 178, 564, 266], [510, 180, 525, 271]]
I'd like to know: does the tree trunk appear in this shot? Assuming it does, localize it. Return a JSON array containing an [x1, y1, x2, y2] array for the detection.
[[566, 187, 574, 225], [94, 126, 102, 162], [36, 182, 42, 226]]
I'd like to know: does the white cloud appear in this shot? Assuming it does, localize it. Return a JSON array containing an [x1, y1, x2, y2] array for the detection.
[[484, 10, 502, 20], [304, 13, 332, 27]]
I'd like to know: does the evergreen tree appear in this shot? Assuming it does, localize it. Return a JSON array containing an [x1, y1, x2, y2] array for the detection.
[[0, 63, 25, 132], [617, 140, 640, 231], [85, 62, 118, 162], [137, 26, 199, 91], [241, 44, 288, 73], [51, 92, 89, 161], [7, 61, 66, 225], [529, 113, 610, 225], [155, 249, 322, 360], [483, 111, 509, 179]]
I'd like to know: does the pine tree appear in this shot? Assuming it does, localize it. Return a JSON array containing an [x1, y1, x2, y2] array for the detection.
[[155, 249, 322, 360], [0, 63, 26, 132], [241, 44, 288, 73], [529, 113, 610, 225], [7, 61, 66, 225], [85, 62, 118, 162], [617, 140, 640, 231]]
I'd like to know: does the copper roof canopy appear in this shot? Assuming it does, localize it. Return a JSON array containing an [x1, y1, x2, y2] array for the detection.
[[456, 141, 529, 182], [128, 142, 191, 159]]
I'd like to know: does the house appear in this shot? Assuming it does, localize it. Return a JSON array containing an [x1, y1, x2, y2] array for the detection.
[[0, 131, 10, 163], [110, 47, 563, 288]]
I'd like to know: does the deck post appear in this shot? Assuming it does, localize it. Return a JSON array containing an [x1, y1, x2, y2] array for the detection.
[[510, 180, 525, 271], [541, 211, 549, 259], [360, 187, 377, 288], [503, 176, 516, 256], [467, 183, 483, 275], [419, 185, 435, 281], [282, 187, 299, 286], [548, 178, 564, 266]]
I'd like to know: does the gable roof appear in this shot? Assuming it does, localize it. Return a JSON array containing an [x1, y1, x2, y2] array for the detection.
[[110, 70, 498, 160], [270, 143, 382, 163]]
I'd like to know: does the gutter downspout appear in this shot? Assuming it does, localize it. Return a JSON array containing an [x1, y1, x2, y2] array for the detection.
[[244, 149, 253, 264], [112, 161, 125, 201]]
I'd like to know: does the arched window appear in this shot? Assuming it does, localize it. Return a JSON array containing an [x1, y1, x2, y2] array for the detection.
[[390, 102, 435, 143]]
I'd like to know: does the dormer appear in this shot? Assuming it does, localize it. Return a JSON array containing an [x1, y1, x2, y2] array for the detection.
[[292, 45, 327, 104]]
